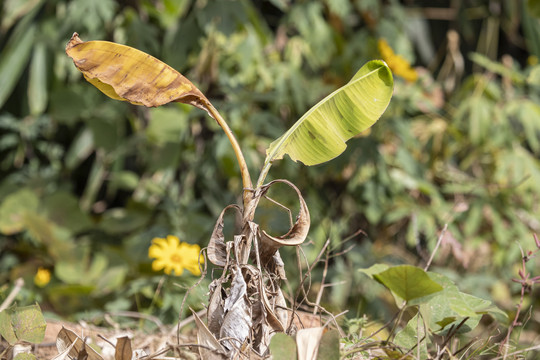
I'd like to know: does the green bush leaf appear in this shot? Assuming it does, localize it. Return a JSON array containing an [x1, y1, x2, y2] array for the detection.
[[373, 265, 443, 302], [265, 60, 393, 166], [415, 272, 508, 334], [527, 0, 540, 18], [0, 22, 36, 109], [28, 42, 48, 115], [269, 333, 297, 360], [1, 0, 42, 32], [317, 329, 340, 360], [358, 263, 389, 279], [42, 191, 92, 233], [469, 52, 526, 84], [146, 106, 189, 145], [14, 354, 37, 360], [394, 314, 428, 359], [109, 171, 140, 191], [0, 188, 39, 235], [0, 304, 46, 345]]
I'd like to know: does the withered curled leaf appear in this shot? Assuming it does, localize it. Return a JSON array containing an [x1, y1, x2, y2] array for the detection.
[[65, 33, 209, 109], [208, 204, 242, 266], [258, 278, 287, 333], [257, 179, 310, 261], [193, 309, 228, 359], [207, 280, 225, 337]]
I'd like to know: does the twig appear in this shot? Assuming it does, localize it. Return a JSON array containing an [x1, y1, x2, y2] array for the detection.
[[175, 248, 208, 344], [312, 238, 331, 315], [329, 244, 356, 259], [294, 236, 334, 308], [424, 223, 448, 271], [292, 245, 312, 315], [262, 194, 294, 228], [362, 311, 401, 344], [148, 275, 166, 314], [106, 311, 166, 333], [171, 308, 207, 336], [491, 343, 540, 360], [97, 334, 116, 348], [0, 278, 24, 312], [294, 245, 346, 336], [434, 317, 469, 360], [499, 234, 540, 358], [386, 304, 407, 343], [322, 310, 348, 329]]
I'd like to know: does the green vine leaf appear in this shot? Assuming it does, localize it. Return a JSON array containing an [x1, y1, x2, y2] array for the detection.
[[373, 265, 443, 302]]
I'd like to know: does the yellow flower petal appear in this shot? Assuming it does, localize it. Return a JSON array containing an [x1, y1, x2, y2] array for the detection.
[[34, 267, 51, 287], [378, 38, 417, 82], [148, 235, 201, 276], [166, 235, 181, 249], [148, 245, 163, 258], [163, 265, 173, 275], [149, 237, 168, 258], [171, 263, 184, 276]]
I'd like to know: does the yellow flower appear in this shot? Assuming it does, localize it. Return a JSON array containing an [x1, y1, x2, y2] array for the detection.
[[378, 38, 418, 82], [34, 267, 51, 287], [148, 235, 203, 276]]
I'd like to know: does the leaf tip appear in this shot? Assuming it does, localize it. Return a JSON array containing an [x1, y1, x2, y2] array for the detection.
[[66, 32, 82, 53]]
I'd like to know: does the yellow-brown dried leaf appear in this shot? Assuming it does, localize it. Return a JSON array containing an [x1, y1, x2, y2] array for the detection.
[[65, 33, 208, 109]]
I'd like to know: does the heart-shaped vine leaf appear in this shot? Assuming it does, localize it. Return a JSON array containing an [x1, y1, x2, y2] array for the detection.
[[373, 265, 443, 302]]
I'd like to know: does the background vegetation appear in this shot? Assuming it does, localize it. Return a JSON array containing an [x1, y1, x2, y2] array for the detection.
[[2, 0, 540, 356]]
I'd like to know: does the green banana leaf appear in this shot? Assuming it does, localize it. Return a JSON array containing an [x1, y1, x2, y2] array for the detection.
[[265, 60, 393, 166]]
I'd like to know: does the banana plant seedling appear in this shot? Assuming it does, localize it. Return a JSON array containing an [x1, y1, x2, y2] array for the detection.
[[66, 32, 393, 358]]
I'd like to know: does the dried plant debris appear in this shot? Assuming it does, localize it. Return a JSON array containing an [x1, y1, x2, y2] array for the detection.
[[203, 179, 314, 357], [2, 319, 199, 360]]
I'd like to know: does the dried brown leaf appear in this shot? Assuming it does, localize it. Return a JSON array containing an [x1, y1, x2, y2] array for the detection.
[[207, 280, 225, 337], [295, 327, 325, 360], [257, 180, 310, 261], [65, 33, 209, 110], [56, 327, 103, 360], [50, 339, 76, 360], [193, 309, 227, 360], [114, 336, 132, 360], [255, 273, 286, 333], [208, 204, 241, 266], [220, 268, 252, 351]]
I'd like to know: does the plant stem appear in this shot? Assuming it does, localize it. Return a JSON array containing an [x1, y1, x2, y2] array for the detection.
[[204, 102, 253, 207], [256, 158, 272, 188], [500, 285, 525, 359]]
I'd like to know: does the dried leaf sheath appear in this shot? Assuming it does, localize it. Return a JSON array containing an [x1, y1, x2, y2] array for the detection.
[[65, 32, 209, 109]]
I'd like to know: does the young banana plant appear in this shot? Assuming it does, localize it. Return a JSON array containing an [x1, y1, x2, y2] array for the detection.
[[66, 32, 393, 357]]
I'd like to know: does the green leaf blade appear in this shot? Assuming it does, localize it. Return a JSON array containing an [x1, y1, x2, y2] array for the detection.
[[0, 23, 36, 109], [316, 329, 340, 360], [373, 265, 443, 302], [265, 60, 393, 166], [269, 333, 297, 360], [0, 304, 46, 345], [28, 42, 48, 115]]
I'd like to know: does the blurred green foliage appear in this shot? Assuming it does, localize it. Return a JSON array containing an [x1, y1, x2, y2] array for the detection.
[[1, 0, 540, 339]]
